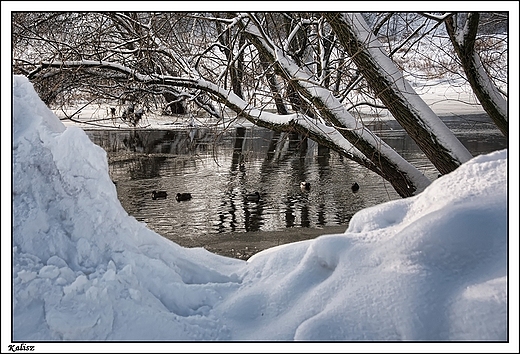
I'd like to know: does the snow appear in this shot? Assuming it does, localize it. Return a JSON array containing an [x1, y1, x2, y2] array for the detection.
[[243, 18, 433, 193], [5, 75, 518, 352], [344, 13, 474, 165]]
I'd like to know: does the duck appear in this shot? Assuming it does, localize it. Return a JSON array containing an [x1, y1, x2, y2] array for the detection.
[[176, 193, 192, 202], [300, 181, 311, 192], [152, 190, 168, 200], [351, 182, 360, 192], [245, 191, 261, 202]]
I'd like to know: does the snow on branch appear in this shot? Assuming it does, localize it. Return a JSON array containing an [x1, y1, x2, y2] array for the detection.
[[240, 14, 432, 195], [419, 12, 453, 22], [334, 13, 473, 168], [283, 17, 315, 53], [27, 58, 374, 171]]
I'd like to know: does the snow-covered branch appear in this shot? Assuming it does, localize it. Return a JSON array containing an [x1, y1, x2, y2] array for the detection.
[[283, 17, 315, 53], [24, 12, 509, 196], [323, 12, 473, 175], [445, 13, 508, 138], [27, 58, 380, 176], [240, 14, 432, 196], [419, 12, 453, 22]]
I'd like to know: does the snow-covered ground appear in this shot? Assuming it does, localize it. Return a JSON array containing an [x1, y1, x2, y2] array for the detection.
[[52, 82, 487, 133], [5, 71, 518, 351]]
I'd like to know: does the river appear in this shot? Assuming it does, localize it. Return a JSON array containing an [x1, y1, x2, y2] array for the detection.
[[85, 113, 507, 259]]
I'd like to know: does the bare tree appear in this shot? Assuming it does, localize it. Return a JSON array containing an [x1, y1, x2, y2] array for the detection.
[[444, 12, 508, 138], [239, 13, 431, 196], [322, 13, 473, 175], [12, 11, 507, 197]]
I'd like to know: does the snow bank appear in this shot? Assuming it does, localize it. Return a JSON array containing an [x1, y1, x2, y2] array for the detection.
[[12, 75, 243, 341], [10, 75, 510, 343], [222, 149, 507, 340]]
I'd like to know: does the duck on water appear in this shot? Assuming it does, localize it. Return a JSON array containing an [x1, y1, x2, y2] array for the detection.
[[176, 193, 192, 202], [245, 191, 261, 202], [151, 191, 168, 200]]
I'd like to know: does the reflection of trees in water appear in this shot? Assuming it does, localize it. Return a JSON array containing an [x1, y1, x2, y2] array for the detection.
[[98, 128, 225, 181], [265, 131, 281, 162], [107, 128, 229, 222], [129, 156, 168, 180], [316, 144, 330, 227], [88, 120, 505, 243], [218, 189, 239, 233], [267, 132, 332, 228], [226, 129, 318, 229], [221, 126, 268, 233], [121, 129, 209, 155], [287, 134, 312, 228], [230, 126, 247, 169], [95, 126, 383, 235], [228, 128, 341, 229], [86, 130, 127, 153], [122, 131, 145, 152], [217, 126, 282, 233], [284, 197, 296, 228], [158, 129, 208, 155], [243, 198, 264, 232], [256, 130, 367, 228], [215, 127, 245, 233]]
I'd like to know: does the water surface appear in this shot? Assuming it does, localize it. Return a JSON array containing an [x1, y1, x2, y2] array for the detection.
[[86, 113, 507, 259]]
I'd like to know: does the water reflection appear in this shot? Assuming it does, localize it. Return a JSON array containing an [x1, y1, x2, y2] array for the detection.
[[85, 113, 507, 258]]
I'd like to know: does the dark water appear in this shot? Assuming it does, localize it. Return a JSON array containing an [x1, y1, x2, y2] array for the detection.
[[86, 113, 507, 259]]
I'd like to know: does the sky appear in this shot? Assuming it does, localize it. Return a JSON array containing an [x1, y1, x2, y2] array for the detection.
[[5, 74, 519, 352]]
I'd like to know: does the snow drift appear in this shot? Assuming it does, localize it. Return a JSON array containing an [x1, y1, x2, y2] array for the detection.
[[11, 75, 508, 341]]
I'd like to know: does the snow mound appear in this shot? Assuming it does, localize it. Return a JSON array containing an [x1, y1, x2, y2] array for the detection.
[[231, 149, 507, 340], [12, 75, 242, 340], [11, 75, 508, 342]]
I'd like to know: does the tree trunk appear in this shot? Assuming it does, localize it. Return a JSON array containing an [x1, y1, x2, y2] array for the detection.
[[259, 52, 289, 115], [445, 13, 508, 139], [240, 15, 431, 196], [162, 92, 186, 115], [323, 13, 473, 175]]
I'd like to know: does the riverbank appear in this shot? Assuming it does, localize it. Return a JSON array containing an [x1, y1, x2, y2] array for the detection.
[[58, 82, 496, 262], [191, 225, 349, 260]]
